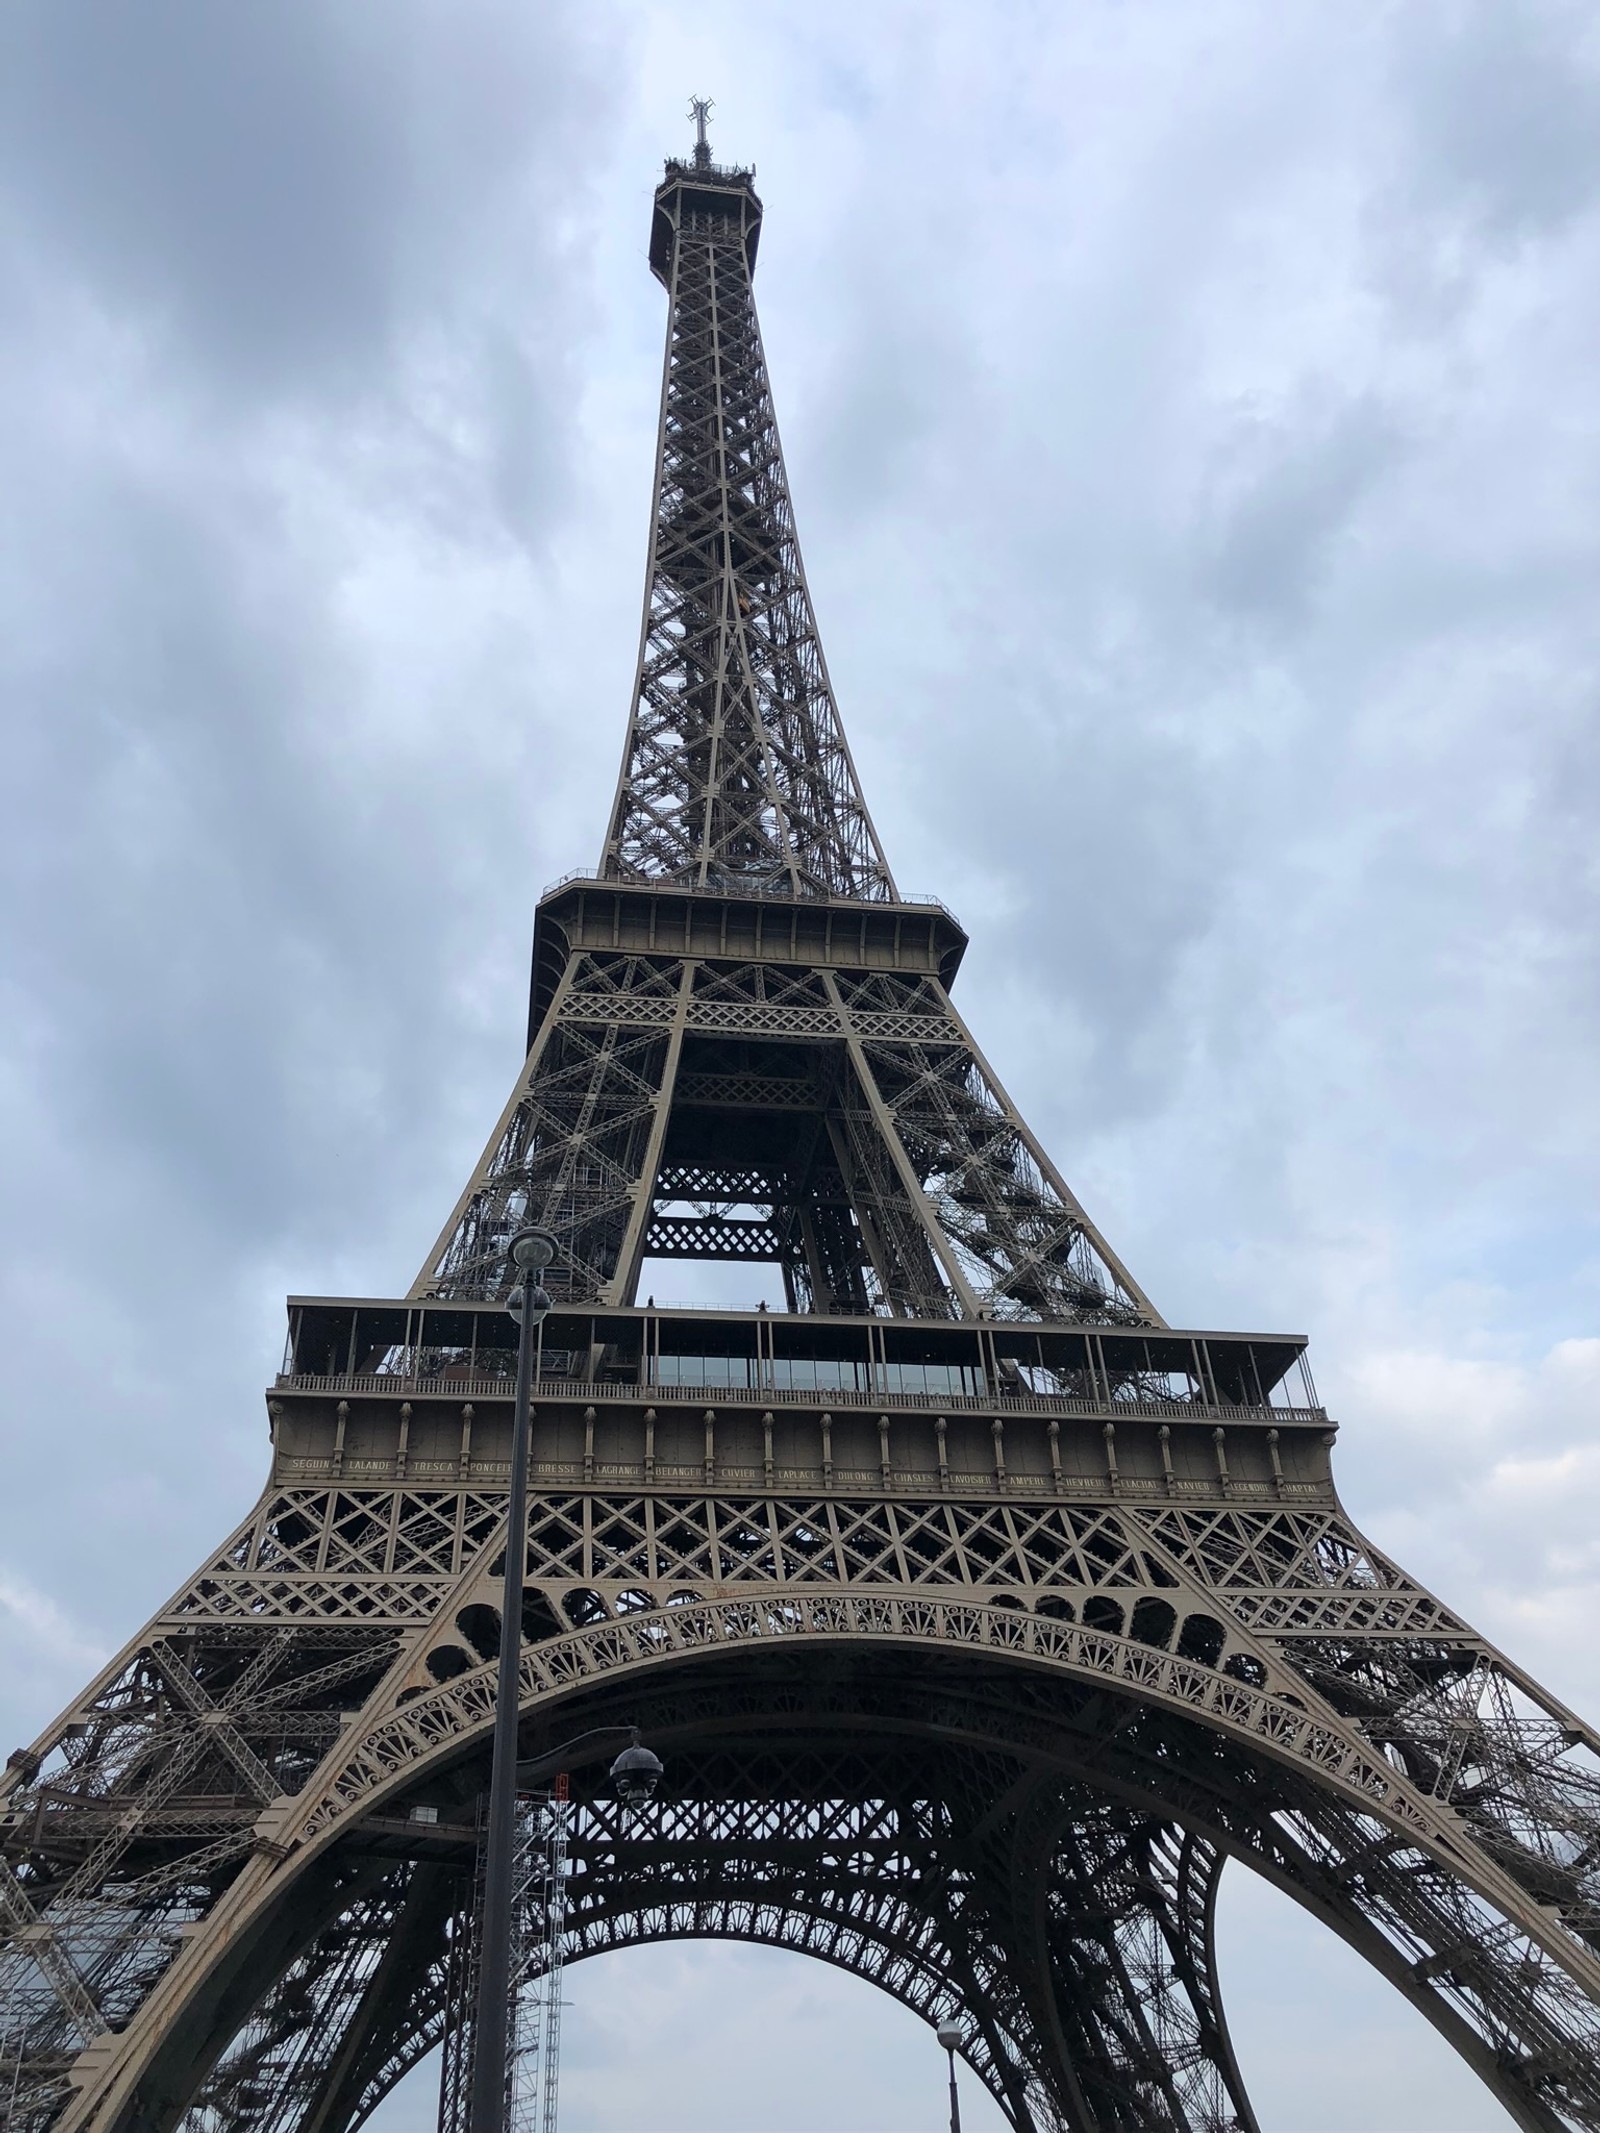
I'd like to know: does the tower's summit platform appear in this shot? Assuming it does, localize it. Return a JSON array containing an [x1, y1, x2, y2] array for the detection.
[[650, 155, 762, 283]]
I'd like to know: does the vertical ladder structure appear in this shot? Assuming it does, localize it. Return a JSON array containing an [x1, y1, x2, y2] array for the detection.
[[506, 1788, 569, 2133], [441, 1788, 568, 2133]]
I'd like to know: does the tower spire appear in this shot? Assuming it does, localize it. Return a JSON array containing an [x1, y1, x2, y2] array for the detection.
[[601, 135, 896, 903], [689, 94, 713, 169]]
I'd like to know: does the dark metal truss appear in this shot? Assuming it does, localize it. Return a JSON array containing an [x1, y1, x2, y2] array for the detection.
[[601, 159, 894, 902], [414, 955, 1154, 1324], [179, 1866, 456, 2133], [7, 1473, 1600, 2131], [137, 1744, 1260, 2133], [7, 135, 1600, 2133], [550, 1769, 1256, 2133], [410, 149, 1155, 1324]]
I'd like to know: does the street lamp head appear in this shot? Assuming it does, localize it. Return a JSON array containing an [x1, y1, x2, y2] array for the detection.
[[936, 2018, 964, 2053], [505, 1285, 552, 1329], [609, 1734, 664, 1805], [510, 1227, 558, 1274]]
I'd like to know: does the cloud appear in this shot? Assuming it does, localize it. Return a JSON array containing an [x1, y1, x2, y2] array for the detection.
[[1337, 1336, 1600, 1711], [4, 3, 1599, 2127], [0, 1567, 107, 1737], [1192, 391, 1404, 628], [1390, 0, 1600, 244]]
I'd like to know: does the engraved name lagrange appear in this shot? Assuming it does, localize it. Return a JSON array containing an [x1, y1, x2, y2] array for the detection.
[[5, 132, 1599, 2133]]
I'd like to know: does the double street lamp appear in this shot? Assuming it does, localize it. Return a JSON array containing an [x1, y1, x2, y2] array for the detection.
[[467, 1227, 663, 2133]]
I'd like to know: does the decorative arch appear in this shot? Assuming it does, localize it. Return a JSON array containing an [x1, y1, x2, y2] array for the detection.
[[64, 1597, 1600, 2133]]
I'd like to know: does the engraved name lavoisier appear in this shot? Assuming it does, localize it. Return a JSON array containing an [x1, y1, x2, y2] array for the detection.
[[4, 111, 1600, 2133]]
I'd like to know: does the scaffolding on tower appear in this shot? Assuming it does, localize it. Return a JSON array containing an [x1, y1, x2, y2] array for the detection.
[[437, 1779, 572, 2133], [511, 1778, 571, 2133]]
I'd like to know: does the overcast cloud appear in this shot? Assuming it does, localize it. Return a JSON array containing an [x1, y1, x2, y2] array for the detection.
[[2, 4, 1598, 2129]]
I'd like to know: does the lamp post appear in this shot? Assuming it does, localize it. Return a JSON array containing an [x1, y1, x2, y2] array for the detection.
[[465, 1227, 665, 2133], [935, 2019, 964, 2133], [467, 1227, 554, 2133]]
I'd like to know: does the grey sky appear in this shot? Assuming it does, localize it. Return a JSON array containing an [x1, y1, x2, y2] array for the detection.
[[2, 3, 1598, 2127]]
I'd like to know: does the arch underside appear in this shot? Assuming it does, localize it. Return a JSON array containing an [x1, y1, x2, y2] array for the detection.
[[103, 1640, 1600, 2133], [185, 1735, 1258, 2133], [7, 1548, 1600, 2133]]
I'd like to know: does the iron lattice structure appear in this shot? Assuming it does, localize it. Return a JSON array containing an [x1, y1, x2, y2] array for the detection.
[[434, 1794, 566, 2133], [4, 130, 1600, 2133]]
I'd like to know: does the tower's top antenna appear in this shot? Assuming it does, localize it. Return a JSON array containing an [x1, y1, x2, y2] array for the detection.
[[689, 95, 713, 168]]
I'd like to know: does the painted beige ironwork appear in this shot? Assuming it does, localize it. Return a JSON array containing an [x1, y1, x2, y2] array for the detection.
[[4, 120, 1599, 2133]]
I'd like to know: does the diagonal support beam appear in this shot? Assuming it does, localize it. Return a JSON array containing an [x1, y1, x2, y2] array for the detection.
[[0, 1860, 103, 2039], [603, 960, 695, 1305]]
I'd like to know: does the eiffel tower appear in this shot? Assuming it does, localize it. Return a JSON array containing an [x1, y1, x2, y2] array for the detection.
[[5, 113, 1600, 2133]]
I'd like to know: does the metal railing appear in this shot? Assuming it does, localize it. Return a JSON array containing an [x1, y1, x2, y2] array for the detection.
[[272, 1369, 1324, 1429], [538, 866, 956, 923]]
